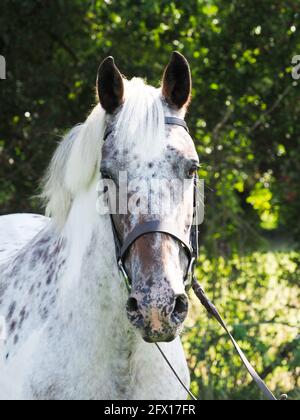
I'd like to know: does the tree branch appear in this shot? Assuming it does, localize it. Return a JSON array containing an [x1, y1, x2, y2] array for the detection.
[[261, 335, 299, 379], [212, 106, 234, 139], [46, 30, 79, 64], [248, 85, 292, 133]]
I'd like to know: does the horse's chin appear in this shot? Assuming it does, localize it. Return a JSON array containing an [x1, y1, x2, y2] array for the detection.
[[142, 329, 181, 344], [143, 336, 175, 344]]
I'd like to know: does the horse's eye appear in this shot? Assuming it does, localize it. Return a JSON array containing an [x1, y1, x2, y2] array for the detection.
[[187, 163, 200, 178]]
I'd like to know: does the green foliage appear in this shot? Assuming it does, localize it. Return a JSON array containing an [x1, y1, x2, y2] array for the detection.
[[185, 251, 299, 400], [0, 0, 299, 400]]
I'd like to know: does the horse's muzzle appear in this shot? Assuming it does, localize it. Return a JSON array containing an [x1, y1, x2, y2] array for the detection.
[[126, 292, 189, 342]]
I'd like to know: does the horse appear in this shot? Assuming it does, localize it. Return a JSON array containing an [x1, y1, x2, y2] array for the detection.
[[0, 52, 200, 400]]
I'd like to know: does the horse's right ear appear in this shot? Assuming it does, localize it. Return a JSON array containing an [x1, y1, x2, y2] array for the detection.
[[97, 57, 124, 114]]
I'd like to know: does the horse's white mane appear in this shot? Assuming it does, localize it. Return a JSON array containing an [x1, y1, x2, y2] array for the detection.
[[41, 77, 167, 227]]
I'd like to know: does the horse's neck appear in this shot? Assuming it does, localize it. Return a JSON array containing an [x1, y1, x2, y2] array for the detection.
[[57, 182, 135, 352], [40, 183, 139, 397], [0, 184, 139, 399]]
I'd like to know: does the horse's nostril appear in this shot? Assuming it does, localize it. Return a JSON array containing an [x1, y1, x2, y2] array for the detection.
[[126, 297, 144, 329], [127, 297, 139, 313], [172, 295, 189, 324], [174, 295, 187, 314]]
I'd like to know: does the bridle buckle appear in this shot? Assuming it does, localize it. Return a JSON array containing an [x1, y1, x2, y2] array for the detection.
[[184, 257, 196, 290], [118, 259, 131, 293]]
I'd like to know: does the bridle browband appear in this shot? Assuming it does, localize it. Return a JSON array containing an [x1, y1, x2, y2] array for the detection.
[[101, 116, 282, 401], [103, 116, 199, 293], [103, 116, 189, 142]]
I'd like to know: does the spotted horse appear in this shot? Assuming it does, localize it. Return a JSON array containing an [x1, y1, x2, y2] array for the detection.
[[0, 52, 200, 400]]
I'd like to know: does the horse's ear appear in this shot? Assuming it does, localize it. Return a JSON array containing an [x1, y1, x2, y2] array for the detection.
[[97, 57, 124, 114], [162, 51, 192, 109]]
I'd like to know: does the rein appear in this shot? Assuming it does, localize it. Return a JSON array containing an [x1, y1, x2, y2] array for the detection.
[[102, 117, 283, 401]]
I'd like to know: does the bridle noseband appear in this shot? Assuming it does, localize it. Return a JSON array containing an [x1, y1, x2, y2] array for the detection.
[[102, 117, 199, 293]]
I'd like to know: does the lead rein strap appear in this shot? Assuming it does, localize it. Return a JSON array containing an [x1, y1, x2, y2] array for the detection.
[[155, 343, 197, 401], [191, 277, 278, 401], [189, 178, 277, 400]]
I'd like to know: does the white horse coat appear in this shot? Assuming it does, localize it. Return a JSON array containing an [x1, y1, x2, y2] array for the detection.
[[0, 208, 189, 400], [0, 75, 191, 400]]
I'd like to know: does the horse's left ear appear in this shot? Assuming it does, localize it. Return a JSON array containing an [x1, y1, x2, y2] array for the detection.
[[162, 51, 192, 110], [97, 56, 124, 114]]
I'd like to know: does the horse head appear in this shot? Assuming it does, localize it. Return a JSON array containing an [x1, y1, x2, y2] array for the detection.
[[98, 52, 199, 343]]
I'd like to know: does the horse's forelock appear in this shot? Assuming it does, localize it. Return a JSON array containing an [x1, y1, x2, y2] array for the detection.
[[116, 78, 167, 158]]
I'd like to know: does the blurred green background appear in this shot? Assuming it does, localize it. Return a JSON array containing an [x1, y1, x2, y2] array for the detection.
[[0, 0, 299, 400]]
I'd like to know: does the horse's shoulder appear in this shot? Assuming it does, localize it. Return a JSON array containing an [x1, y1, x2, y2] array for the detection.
[[0, 214, 50, 266]]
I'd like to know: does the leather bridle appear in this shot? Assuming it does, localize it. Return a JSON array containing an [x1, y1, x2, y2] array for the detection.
[[102, 116, 200, 293], [101, 116, 283, 401]]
